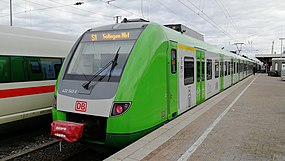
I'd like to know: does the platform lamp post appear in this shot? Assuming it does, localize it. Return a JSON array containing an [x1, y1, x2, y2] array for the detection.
[[279, 38, 285, 58], [10, 0, 12, 26]]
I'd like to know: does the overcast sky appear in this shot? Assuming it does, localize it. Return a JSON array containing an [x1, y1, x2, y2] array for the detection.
[[1, 0, 285, 58]]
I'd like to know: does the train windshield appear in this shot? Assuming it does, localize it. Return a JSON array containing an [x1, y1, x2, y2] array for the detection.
[[65, 29, 142, 82]]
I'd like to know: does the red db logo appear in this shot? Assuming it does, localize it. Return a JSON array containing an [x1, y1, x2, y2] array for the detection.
[[75, 101, 87, 112]]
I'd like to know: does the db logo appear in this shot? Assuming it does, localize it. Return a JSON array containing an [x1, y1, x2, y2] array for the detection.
[[75, 101, 87, 112]]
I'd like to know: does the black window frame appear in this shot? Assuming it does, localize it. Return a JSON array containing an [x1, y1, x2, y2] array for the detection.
[[228, 61, 231, 75], [225, 61, 228, 76], [234, 61, 236, 74], [201, 59, 205, 81], [184, 57, 194, 85], [0, 55, 63, 83], [215, 60, 219, 78], [207, 59, 212, 80], [220, 61, 224, 77]]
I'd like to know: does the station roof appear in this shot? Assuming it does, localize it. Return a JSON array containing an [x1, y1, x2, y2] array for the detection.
[[255, 54, 285, 58]]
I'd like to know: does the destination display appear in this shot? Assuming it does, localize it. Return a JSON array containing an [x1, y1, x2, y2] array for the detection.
[[82, 29, 142, 42]]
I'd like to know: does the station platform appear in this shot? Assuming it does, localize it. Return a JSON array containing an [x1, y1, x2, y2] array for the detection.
[[105, 74, 285, 161]]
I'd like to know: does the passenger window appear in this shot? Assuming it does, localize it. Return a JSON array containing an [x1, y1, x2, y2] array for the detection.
[[54, 64, 62, 78], [11, 56, 26, 82], [30, 61, 41, 73], [0, 56, 10, 83], [197, 59, 200, 82], [184, 57, 194, 85], [207, 59, 212, 80], [40, 58, 62, 80], [228, 62, 231, 75], [215, 60, 219, 78], [202, 59, 205, 81], [220, 61, 224, 77], [234, 62, 236, 74], [225, 61, 228, 76]]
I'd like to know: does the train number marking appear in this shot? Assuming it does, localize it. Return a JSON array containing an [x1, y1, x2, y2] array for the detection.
[[75, 101, 87, 112], [62, 89, 77, 94]]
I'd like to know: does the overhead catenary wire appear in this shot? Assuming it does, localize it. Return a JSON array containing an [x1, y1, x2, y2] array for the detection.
[[214, 0, 240, 33], [99, 0, 142, 18], [47, 0, 113, 18], [0, 0, 113, 19], [156, 0, 201, 32], [178, 0, 234, 39]]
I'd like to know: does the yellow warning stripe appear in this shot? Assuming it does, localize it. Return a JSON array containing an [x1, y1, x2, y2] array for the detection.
[[178, 44, 196, 52]]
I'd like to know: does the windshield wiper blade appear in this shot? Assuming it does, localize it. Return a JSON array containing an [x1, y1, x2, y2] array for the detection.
[[82, 46, 121, 89], [108, 47, 120, 81]]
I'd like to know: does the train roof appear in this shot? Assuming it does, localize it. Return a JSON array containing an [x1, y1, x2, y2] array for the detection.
[[158, 23, 254, 62], [88, 22, 148, 32], [0, 25, 77, 58]]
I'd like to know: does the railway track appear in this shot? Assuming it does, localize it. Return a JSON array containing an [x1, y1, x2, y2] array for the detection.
[[1, 140, 59, 161], [0, 126, 112, 161]]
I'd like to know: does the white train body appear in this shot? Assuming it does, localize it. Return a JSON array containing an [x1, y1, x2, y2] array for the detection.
[[0, 26, 76, 125]]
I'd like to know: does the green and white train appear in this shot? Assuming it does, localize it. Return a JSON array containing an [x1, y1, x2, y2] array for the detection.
[[51, 19, 256, 149]]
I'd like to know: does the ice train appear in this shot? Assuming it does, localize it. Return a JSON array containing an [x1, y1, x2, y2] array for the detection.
[[0, 26, 76, 133]]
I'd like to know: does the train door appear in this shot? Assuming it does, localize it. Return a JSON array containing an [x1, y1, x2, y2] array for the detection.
[[177, 44, 196, 114], [167, 41, 178, 120], [196, 50, 205, 105], [219, 54, 224, 92]]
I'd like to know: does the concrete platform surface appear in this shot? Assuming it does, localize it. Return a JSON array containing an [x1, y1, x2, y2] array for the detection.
[[105, 74, 285, 161]]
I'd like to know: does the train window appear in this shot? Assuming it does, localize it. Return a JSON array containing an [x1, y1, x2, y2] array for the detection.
[[220, 61, 224, 77], [184, 57, 194, 85], [0, 56, 63, 83], [215, 60, 219, 78], [207, 59, 212, 80], [202, 59, 205, 81], [0, 56, 10, 83], [234, 62, 236, 73], [40, 58, 62, 80], [171, 49, 177, 74], [11, 56, 26, 82], [66, 39, 136, 82], [54, 64, 62, 78], [228, 62, 231, 75], [30, 61, 41, 73], [197, 59, 200, 82], [225, 61, 228, 76]]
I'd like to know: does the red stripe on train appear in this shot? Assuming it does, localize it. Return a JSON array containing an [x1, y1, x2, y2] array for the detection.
[[0, 85, 55, 98]]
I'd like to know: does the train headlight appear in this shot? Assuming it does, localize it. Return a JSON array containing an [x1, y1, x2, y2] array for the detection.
[[53, 95, 57, 109], [110, 102, 131, 117]]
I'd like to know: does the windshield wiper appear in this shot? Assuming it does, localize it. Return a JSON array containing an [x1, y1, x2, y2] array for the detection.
[[108, 47, 120, 81], [82, 47, 121, 89]]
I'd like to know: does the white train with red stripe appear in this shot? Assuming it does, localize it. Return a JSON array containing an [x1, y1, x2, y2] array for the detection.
[[0, 25, 76, 133]]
